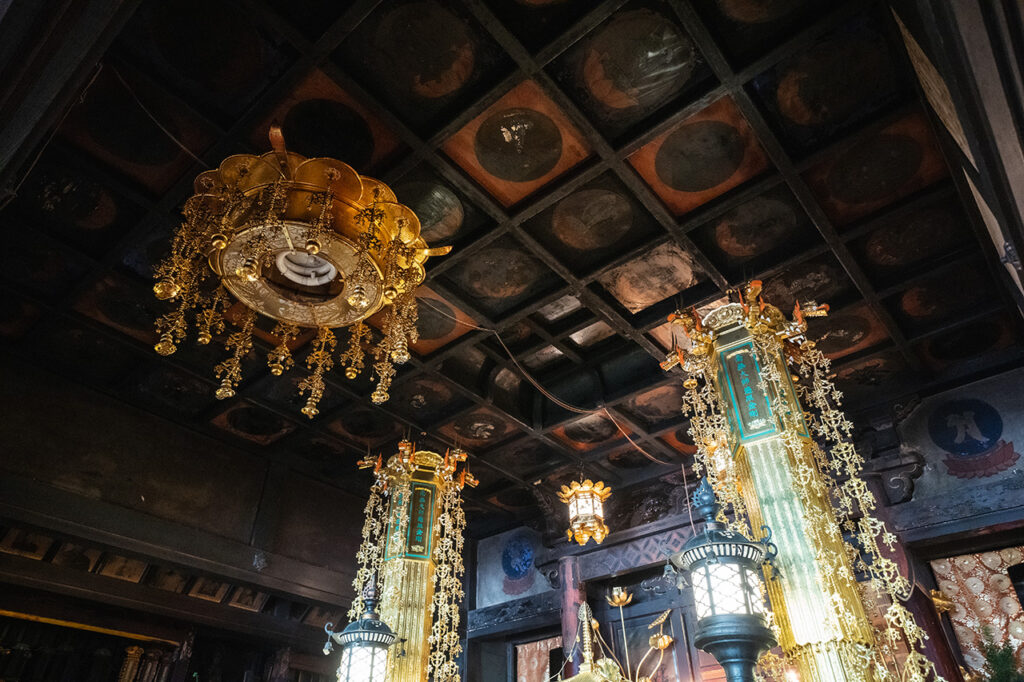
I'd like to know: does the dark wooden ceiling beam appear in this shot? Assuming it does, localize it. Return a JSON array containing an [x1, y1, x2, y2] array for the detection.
[[0, 554, 327, 650], [0, 475, 352, 605]]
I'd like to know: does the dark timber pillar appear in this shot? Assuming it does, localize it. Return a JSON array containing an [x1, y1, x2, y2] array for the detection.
[[558, 555, 586, 676]]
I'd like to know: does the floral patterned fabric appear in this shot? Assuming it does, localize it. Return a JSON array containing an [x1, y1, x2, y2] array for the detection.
[[516, 635, 562, 682], [930, 546, 1024, 671]]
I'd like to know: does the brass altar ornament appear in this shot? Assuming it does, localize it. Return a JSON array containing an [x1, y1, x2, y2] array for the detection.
[[561, 602, 673, 682], [151, 126, 451, 417], [558, 479, 612, 546], [930, 588, 954, 614]]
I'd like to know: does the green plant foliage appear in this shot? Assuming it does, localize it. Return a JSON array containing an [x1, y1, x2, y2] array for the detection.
[[981, 627, 1024, 682]]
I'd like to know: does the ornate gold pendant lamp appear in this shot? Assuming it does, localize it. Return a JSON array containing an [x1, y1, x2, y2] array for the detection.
[[665, 281, 944, 682], [558, 478, 612, 546], [345, 440, 477, 682], [151, 127, 450, 416]]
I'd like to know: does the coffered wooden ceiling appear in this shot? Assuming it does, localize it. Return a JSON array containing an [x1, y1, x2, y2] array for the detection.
[[1, 0, 1022, 538]]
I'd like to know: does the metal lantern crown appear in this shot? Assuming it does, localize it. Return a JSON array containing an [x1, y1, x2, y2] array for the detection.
[[325, 585, 397, 682], [557, 479, 612, 546], [671, 479, 776, 682]]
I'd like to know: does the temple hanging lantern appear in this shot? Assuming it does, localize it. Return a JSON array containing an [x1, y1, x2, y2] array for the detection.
[[665, 281, 945, 682], [671, 479, 776, 682], [151, 126, 450, 417], [558, 478, 612, 546], [324, 582, 396, 682], [342, 440, 477, 682]]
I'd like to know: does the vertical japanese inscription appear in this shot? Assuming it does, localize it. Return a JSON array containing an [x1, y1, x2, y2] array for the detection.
[[384, 482, 437, 560], [406, 482, 435, 558], [720, 342, 774, 441]]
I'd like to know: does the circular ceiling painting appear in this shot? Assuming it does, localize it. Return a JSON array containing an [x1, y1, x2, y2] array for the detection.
[[339, 407, 396, 440], [394, 377, 454, 413], [374, 2, 475, 100], [453, 411, 506, 441], [713, 195, 799, 258], [456, 246, 545, 299], [582, 9, 696, 112], [827, 133, 922, 205], [927, 319, 1003, 363], [813, 311, 872, 355], [864, 208, 959, 268], [655, 120, 745, 192], [497, 441, 550, 470], [474, 108, 563, 182], [776, 35, 892, 128], [282, 99, 375, 169], [762, 259, 846, 311], [27, 170, 119, 231], [415, 297, 458, 340], [151, 0, 264, 91], [552, 188, 632, 250], [626, 384, 684, 424], [899, 273, 980, 321], [599, 241, 699, 313], [395, 181, 465, 243], [715, 0, 806, 24], [83, 79, 180, 166], [608, 448, 649, 469], [226, 405, 287, 437], [834, 355, 899, 387], [563, 414, 617, 444]]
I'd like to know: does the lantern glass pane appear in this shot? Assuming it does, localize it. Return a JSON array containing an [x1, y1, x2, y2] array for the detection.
[[693, 566, 713, 620], [708, 562, 747, 615], [568, 498, 579, 520], [745, 569, 764, 614], [337, 643, 388, 682], [579, 495, 594, 516]]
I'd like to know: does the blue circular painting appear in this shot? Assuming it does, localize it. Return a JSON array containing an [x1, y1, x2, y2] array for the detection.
[[501, 533, 534, 580], [927, 398, 1003, 457]]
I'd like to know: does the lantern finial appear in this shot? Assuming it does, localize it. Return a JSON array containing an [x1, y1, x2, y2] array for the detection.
[[693, 478, 719, 524]]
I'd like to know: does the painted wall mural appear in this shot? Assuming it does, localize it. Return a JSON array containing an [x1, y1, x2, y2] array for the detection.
[[477, 527, 552, 609], [895, 367, 1024, 533], [930, 546, 1024, 672]]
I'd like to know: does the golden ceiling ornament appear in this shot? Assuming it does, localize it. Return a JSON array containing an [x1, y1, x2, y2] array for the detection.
[[347, 440, 477, 682], [151, 126, 451, 417], [558, 478, 612, 546], [665, 280, 946, 682]]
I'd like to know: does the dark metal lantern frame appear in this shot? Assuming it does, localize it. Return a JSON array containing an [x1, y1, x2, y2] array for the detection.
[[324, 592, 397, 682], [672, 479, 776, 682]]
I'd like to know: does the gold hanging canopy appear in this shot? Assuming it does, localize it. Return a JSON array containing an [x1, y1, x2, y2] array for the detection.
[[151, 127, 451, 417]]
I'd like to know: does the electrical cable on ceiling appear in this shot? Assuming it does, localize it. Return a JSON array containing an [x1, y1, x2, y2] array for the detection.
[[417, 297, 676, 467], [0, 63, 104, 212], [110, 65, 210, 168], [40, 60, 681, 474]]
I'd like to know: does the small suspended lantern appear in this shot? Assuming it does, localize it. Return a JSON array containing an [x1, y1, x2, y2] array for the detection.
[[323, 583, 396, 682], [558, 478, 612, 546], [670, 479, 776, 682]]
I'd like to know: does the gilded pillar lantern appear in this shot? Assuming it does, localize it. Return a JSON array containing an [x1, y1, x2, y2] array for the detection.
[[668, 282, 945, 682]]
